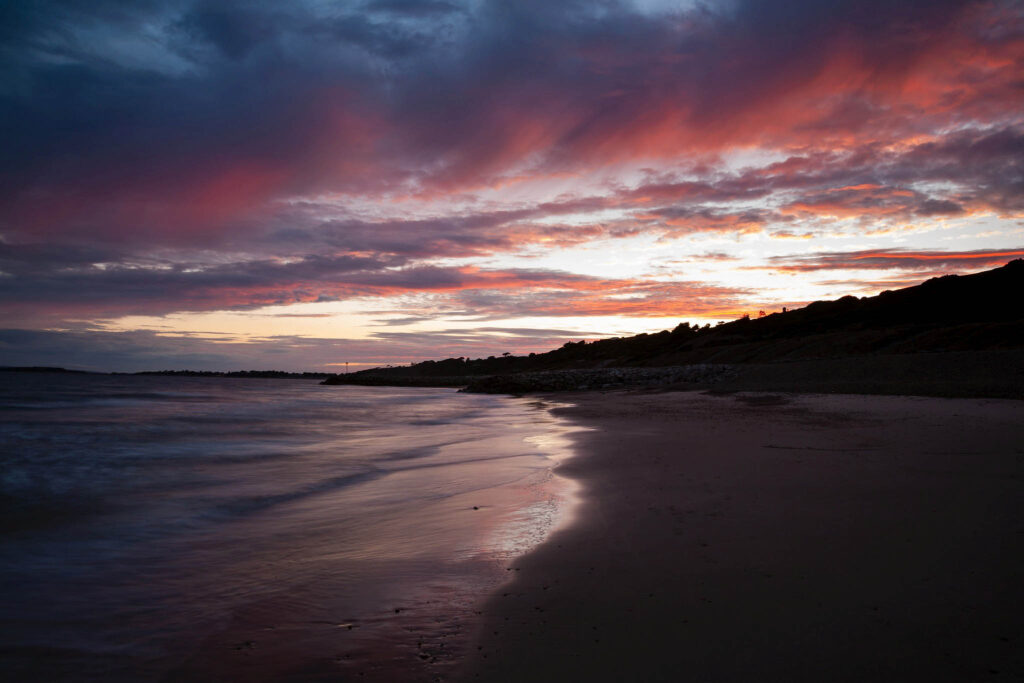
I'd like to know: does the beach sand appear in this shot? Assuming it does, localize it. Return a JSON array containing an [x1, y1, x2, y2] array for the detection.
[[458, 390, 1023, 682]]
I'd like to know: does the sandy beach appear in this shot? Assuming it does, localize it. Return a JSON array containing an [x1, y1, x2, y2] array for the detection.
[[459, 390, 1024, 682]]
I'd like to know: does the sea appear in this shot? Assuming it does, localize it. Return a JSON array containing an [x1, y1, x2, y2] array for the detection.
[[0, 372, 581, 681]]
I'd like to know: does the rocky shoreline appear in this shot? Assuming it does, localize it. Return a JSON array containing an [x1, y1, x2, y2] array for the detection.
[[460, 364, 737, 393], [321, 374, 471, 387], [322, 350, 1024, 400]]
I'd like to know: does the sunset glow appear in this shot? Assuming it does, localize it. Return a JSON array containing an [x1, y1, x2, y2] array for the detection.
[[2, 0, 1022, 371]]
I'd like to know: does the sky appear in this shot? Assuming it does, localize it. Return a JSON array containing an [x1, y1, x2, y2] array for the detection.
[[1, 0, 1022, 372]]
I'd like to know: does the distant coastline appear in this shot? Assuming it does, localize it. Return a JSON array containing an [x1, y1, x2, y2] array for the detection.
[[0, 366, 93, 374], [0, 367, 330, 379]]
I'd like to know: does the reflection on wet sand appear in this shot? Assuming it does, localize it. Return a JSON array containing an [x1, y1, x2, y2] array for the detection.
[[0, 376, 584, 681]]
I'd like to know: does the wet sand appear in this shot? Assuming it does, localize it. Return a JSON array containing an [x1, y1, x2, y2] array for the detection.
[[459, 390, 1024, 682]]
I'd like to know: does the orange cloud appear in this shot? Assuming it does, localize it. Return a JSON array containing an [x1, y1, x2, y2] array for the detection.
[[767, 248, 1024, 273]]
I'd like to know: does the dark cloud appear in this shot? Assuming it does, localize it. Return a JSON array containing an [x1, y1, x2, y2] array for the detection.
[[896, 128, 1024, 213], [0, 245, 405, 307], [366, 0, 464, 16], [916, 199, 964, 216], [177, 3, 282, 59], [3, 0, 1015, 244]]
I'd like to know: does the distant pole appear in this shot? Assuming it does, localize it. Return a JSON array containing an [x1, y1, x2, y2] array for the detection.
[[346, 361, 349, 373]]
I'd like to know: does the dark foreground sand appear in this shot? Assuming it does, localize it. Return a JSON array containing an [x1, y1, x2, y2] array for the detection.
[[458, 390, 1023, 682]]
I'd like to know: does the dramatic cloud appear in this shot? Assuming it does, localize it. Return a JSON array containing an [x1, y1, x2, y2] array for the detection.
[[0, 234, 747, 325], [433, 281, 751, 320], [1, 0, 1021, 368], [3, 0, 1021, 241]]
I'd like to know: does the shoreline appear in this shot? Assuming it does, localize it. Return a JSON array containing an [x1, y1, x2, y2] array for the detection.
[[0, 380, 584, 683], [158, 390, 586, 683], [461, 350, 1024, 398], [458, 389, 1024, 681], [322, 350, 1024, 400]]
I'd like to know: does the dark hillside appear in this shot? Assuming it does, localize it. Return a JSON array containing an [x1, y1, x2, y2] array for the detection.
[[323, 260, 1024, 387]]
